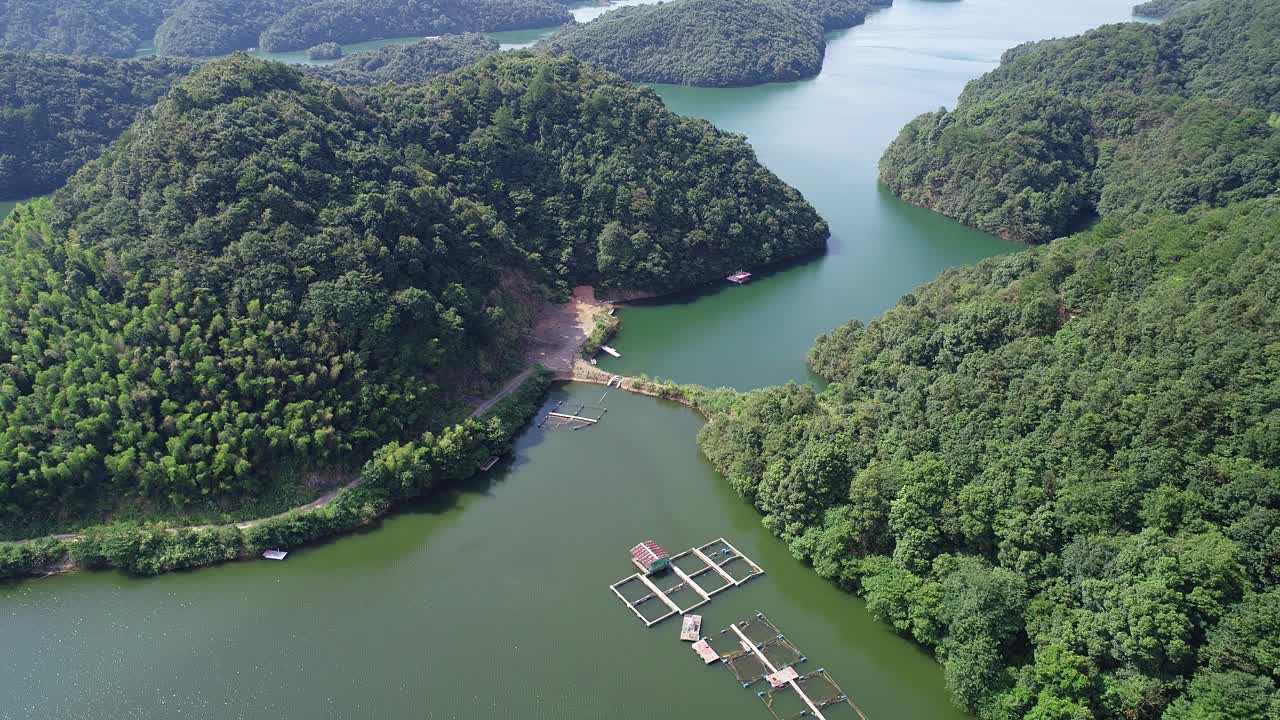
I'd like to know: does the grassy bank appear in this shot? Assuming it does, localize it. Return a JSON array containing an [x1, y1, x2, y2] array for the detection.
[[581, 311, 621, 358]]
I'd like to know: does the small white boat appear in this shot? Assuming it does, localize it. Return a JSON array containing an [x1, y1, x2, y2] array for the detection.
[[600, 345, 621, 358]]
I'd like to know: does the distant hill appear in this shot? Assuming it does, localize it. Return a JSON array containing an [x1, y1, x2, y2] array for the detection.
[[0, 39, 514, 201], [542, 0, 891, 87], [307, 34, 500, 85], [0, 0, 571, 59], [1132, 0, 1208, 17], [0, 0, 177, 57], [879, 0, 1280, 242]]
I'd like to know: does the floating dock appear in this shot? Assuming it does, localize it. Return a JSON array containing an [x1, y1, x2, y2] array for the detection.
[[727, 270, 753, 285], [693, 639, 719, 664], [707, 613, 869, 720], [600, 345, 621, 357], [478, 456, 499, 471], [537, 400, 607, 430], [262, 550, 288, 560], [680, 614, 703, 641], [609, 537, 765, 627]]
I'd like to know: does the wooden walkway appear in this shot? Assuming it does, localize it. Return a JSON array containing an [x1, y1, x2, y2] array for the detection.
[[730, 623, 827, 720], [538, 400, 607, 430]]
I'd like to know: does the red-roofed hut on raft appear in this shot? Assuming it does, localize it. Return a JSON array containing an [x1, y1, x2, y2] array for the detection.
[[630, 540, 671, 574]]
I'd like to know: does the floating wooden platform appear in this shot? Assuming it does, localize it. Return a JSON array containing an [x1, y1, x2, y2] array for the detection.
[[537, 400, 607, 430], [262, 550, 288, 560], [681, 614, 703, 641], [766, 666, 798, 689], [609, 537, 764, 627], [548, 411, 597, 423], [601, 345, 621, 358], [478, 456, 499, 471], [693, 639, 719, 664]]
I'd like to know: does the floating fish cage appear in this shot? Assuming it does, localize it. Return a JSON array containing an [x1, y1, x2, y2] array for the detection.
[[706, 613, 870, 720], [609, 537, 764, 627], [536, 399, 607, 431]]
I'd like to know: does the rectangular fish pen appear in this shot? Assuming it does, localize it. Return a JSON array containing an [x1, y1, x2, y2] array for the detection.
[[712, 614, 806, 687], [610, 537, 765, 627], [609, 569, 709, 627], [758, 667, 869, 720], [537, 399, 607, 430], [706, 613, 869, 720]]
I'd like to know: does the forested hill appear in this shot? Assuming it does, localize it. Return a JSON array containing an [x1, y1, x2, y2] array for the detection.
[[0, 52, 199, 199], [542, 0, 891, 87], [0, 0, 571, 59], [878, 0, 1280, 242], [0, 40, 504, 201], [0, 53, 827, 537], [1132, 0, 1207, 17], [693, 195, 1280, 720], [251, 0, 570, 54], [306, 34, 500, 86], [0, 0, 178, 57]]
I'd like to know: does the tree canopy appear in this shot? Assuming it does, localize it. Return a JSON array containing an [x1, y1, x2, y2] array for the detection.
[[0, 0, 176, 57], [879, 0, 1280, 242], [253, 0, 571, 54], [307, 34, 500, 86], [1132, 0, 1207, 18], [0, 0, 571, 58], [542, 0, 890, 87], [0, 38, 509, 201], [0, 52, 826, 537], [0, 51, 199, 199], [694, 195, 1280, 720], [693, 2, 1280, 716]]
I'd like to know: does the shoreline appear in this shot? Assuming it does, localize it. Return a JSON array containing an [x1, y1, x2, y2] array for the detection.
[[0, 272, 744, 582]]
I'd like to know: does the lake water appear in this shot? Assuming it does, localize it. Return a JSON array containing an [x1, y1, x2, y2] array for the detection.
[[2, 2, 1142, 719], [598, 0, 1137, 388]]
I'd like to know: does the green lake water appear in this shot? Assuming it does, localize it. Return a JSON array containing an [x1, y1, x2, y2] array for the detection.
[[3, 2, 1141, 719], [597, 0, 1136, 388]]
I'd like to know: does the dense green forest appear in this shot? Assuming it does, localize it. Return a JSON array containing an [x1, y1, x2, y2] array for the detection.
[[0, 52, 198, 199], [308, 34, 499, 85], [542, 0, 890, 87], [693, 195, 1280, 720], [306, 41, 342, 60], [0, 38, 503, 200], [0, 52, 826, 537], [792, 0, 890, 31], [0, 366, 553, 579], [254, 0, 571, 53], [0, 0, 569, 58], [879, 0, 1280, 242], [1132, 0, 1206, 17], [0, 0, 177, 57]]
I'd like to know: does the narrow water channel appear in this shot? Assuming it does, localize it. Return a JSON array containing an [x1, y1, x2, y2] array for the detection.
[[598, 0, 1136, 388], [2, 2, 1140, 719]]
